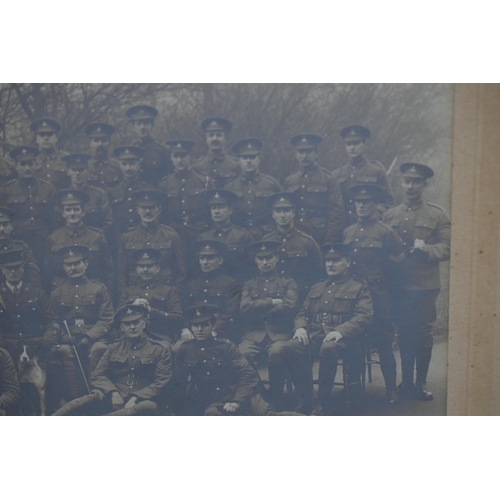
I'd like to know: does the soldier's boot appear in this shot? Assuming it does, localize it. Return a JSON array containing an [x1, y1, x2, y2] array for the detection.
[[378, 346, 397, 403], [268, 363, 286, 410], [318, 358, 338, 415], [415, 346, 433, 401], [398, 351, 416, 399]]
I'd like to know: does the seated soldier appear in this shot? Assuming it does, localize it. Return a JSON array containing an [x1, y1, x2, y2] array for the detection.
[[175, 305, 301, 416], [200, 189, 254, 281], [54, 304, 172, 416], [282, 244, 373, 415], [0, 347, 21, 416], [50, 245, 114, 400], [44, 189, 113, 293], [179, 240, 241, 345], [0, 206, 41, 287], [239, 241, 298, 408], [118, 248, 183, 347]]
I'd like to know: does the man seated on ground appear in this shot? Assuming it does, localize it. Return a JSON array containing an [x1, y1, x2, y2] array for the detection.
[[174, 305, 301, 416], [118, 248, 183, 347], [54, 304, 172, 416], [239, 241, 298, 409], [0, 347, 21, 416]]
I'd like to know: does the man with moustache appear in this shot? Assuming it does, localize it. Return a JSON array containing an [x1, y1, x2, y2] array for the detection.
[[126, 105, 173, 186], [193, 117, 239, 188], [284, 134, 344, 245], [159, 140, 214, 268], [282, 244, 373, 415], [117, 189, 185, 290], [85, 123, 122, 190], [44, 189, 113, 292], [263, 192, 324, 302], [333, 125, 393, 226], [30, 118, 70, 191], [0, 146, 56, 266], [58, 154, 113, 237], [0, 206, 41, 287], [225, 138, 282, 240], [383, 163, 450, 401]]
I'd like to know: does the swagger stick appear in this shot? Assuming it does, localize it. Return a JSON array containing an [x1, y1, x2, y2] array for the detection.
[[62, 320, 91, 394]]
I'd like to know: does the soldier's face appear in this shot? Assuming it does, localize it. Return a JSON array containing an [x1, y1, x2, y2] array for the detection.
[[255, 253, 278, 273], [345, 139, 366, 159], [62, 204, 85, 225], [132, 119, 154, 139], [0, 221, 14, 240], [137, 203, 161, 224], [121, 317, 147, 340], [35, 131, 57, 150], [191, 320, 214, 341], [295, 147, 318, 167], [210, 203, 232, 224], [171, 152, 191, 172], [1, 263, 24, 284], [68, 167, 89, 186], [326, 256, 350, 277], [136, 263, 160, 281], [90, 137, 110, 156], [206, 131, 226, 150], [62, 258, 88, 279], [199, 254, 223, 273], [272, 207, 295, 227], [354, 198, 377, 219], [402, 177, 426, 200], [119, 158, 141, 179], [239, 154, 260, 173], [15, 160, 37, 178]]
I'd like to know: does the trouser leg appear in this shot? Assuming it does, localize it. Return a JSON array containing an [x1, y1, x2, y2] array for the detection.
[[318, 340, 341, 405], [266, 340, 288, 403], [53, 345, 87, 400], [373, 335, 397, 392], [88, 341, 108, 373]]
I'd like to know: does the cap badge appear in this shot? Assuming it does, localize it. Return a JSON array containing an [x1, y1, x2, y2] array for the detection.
[[68, 250, 74, 256], [360, 188, 367, 194], [22, 148, 27, 154], [349, 129, 357, 136], [126, 308, 133, 314], [42, 121, 47, 127], [76, 157, 82, 163], [196, 309, 201, 317], [67, 193, 74, 199], [124, 148, 130, 155], [247, 143, 253, 149], [410, 166, 417, 172], [205, 244, 211, 250], [214, 192, 220, 199], [144, 194, 150, 200], [96, 127, 101, 132], [177, 143, 182, 148], [142, 253, 149, 259], [279, 197, 286, 202], [210, 121, 218, 127], [300, 137, 307, 143], [261, 245, 267, 251]]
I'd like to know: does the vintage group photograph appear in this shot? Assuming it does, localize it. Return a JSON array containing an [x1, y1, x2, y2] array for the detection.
[[0, 83, 453, 416]]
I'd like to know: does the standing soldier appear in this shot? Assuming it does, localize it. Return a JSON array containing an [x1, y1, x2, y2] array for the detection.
[[263, 192, 324, 302], [85, 123, 121, 190], [44, 189, 113, 292], [30, 118, 70, 191], [59, 154, 113, 237], [225, 138, 282, 240], [239, 241, 299, 408], [51, 245, 114, 398], [383, 163, 450, 401], [107, 146, 152, 241], [180, 240, 241, 343], [200, 189, 254, 280], [333, 125, 393, 226], [343, 184, 406, 402], [118, 249, 184, 347], [284, 134, 344, 245], [0, 206, 41, 287], [126, 105, 173, 186], [159, 139, 213, 268], [193, 117, 239, 188], [117, 189, 185, 290], [282, 244, 373, 415], [0, 146, 55, 266]]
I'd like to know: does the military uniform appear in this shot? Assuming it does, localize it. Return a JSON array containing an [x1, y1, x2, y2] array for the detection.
[[0, 347, 21, 416], [0, 147, 56, 266], [70, 183, 113, 236], [342, 185, 406, 397], [284, 134, 345, 245], [382, 163, 450, 398], [282, 245, 373, 411]]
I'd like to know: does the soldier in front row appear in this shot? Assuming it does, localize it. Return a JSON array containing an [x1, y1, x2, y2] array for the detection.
[[383, 163, 450, 401], [54, 304, 172, 416], [282, 244, 373, 415], [343, 184, 406, 402]]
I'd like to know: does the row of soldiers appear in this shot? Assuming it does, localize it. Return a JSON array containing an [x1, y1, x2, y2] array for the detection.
[[0, 108, 450, 415]]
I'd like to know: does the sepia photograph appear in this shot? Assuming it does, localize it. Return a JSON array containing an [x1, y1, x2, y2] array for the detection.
[[0, 83, 453, 416]]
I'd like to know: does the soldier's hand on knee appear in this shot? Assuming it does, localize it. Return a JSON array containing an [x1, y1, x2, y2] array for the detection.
[[110, 391, 124, 410], [294, 328, 309, 345], [124, 396, 138, 409], [78, 335, 90, 347], [181, 328, 194, 342], [272, 299, 284, 306], [223, 402, 240, 413], [324, 331, 343, 343]]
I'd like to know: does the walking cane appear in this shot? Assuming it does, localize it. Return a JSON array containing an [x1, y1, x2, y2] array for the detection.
[[62, 320, 91, 394]]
